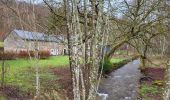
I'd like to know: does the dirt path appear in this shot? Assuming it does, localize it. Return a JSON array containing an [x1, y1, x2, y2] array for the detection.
[[98, 59, 141, 100]]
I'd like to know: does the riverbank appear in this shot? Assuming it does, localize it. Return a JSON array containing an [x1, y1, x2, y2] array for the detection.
[[103, 55, 139, 74], [139, 56, 167, 100], [139, 67, 165, 100], [0, 57, 131, 99], [51, 56, 139, 99]]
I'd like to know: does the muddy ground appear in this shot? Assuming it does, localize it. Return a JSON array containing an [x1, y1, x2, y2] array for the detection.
[[140, 67, 166, 100]]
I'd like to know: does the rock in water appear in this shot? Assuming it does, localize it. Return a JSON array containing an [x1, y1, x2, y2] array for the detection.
[[97, 93, 108, 100], [125, 97, 131, 100]]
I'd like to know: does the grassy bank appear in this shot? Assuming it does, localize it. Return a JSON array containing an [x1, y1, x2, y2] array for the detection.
[[3, 56, 69, 68], [139, 56, 166, 100], [0, 56, 69, 97], [139, 67, 165, 100], [0, 55, 138, 99], [102, 55, 139, 74]]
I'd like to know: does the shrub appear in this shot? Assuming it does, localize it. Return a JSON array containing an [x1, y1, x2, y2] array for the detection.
[[18, 50, 50, 59], [100, 58, 131, 74], [38, 51, 50, 59], [0, 50, 50, 60], [100, 58, 113, 74], [0, 51, 17, 60], [18, 51, 29, 58]]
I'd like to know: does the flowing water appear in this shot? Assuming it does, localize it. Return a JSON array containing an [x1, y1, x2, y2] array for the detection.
[[98, 59, 141, 100]]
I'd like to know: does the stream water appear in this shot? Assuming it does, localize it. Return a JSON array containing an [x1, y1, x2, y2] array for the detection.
[[98, 59, 141, 100]]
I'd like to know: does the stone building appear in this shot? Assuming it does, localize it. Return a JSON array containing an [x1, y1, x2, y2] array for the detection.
[[4, 29, 66, 55]]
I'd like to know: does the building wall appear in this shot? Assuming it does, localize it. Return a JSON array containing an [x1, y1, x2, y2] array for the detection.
[[4, 32, 65, 55], [4, 31, 24, 52]]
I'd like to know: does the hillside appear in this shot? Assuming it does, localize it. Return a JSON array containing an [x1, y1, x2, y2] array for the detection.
[[0, 1, 50, 41]]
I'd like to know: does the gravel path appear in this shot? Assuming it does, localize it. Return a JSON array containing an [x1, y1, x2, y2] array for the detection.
[[98, 59, 141, 100]]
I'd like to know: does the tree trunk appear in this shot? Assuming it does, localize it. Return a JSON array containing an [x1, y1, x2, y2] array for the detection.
[[1, 53, 5, 88], [164, 61, 170, 100], [64, 0, 109, 99], [140, 43, 148, 70], [35, 51, 40, 100], [104, 40, 127, 60], [140, 56, 146, 70]]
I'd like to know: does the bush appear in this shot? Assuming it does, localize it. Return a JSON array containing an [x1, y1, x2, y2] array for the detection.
[[18, 50, 50, 59], [100, 58, 113, 74], [0, 51, 17, 60], [100, 58, 131, 74], [38, 51, 50, 59], [18, 51, 29, 58], [0, 50, 50, 60]]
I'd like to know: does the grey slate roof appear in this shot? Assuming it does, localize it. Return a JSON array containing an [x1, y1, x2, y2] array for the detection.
[[13, 29, 59, 42]]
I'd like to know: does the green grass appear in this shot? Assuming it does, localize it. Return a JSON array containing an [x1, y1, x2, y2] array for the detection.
[[3, 56, 69, 74], [115, 50, 128, 55], [2, 56, 124, 74], [101, 57, 127, 74], [0, 56, 127, 96], [140, 84, 160, 97], [0, 42, 3, 47], [0, 56, 69, 93], [110, 58, 125, 63], [5, 56, 69, 68]]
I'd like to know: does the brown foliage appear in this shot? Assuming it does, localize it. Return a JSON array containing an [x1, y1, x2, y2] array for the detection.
[[18, 50, 50, 59], [38, 51, 50, 59], [0, 51, 17, 60]]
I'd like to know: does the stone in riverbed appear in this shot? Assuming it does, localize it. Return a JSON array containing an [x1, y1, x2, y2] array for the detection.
[[125, 96, 131, 100], [97, 93, 108, 100]]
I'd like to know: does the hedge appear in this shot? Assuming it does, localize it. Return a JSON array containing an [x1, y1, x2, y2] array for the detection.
[[0, 51, 17, 60], [18, 50, 50, 59], [0, 50, 50, 60]]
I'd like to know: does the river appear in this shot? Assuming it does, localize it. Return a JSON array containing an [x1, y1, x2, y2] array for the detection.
[[98, 59, 141, 100]]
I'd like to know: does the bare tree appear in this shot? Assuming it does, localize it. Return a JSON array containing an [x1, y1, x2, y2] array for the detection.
[[58, 0, 111, 99], [104, 0, 169, 69]]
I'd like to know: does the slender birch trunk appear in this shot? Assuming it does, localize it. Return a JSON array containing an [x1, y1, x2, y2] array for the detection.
[[161, 36, 166, 58], [1, 51, 5, 88], [163, 61, 170, 100], [64, 0, 109, 99]]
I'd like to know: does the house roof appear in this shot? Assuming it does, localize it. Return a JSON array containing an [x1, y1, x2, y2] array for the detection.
[[13, 29, 60, 42]]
